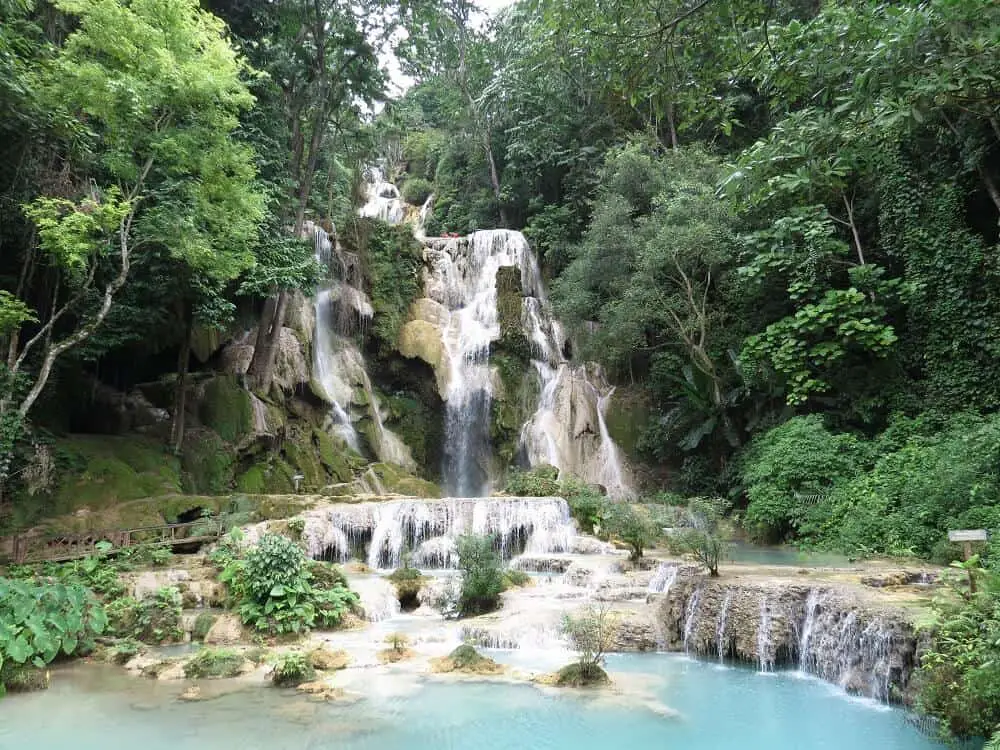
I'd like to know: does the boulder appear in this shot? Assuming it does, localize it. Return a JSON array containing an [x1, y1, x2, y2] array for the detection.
[[308, 647, 351, 671], [204, 613, 245, 646]]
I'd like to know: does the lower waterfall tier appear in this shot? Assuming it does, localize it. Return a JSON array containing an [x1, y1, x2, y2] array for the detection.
[[650, 565, 924, 704]]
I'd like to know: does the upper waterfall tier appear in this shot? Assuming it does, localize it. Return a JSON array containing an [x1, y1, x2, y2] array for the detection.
[[415, 230, 633, 497], [309, 221, 415, 470], [359, 167, 405, 225]]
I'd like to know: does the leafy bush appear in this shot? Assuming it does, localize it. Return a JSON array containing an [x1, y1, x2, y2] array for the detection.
[[387, 566, 424, 610], [401, 177, 433, 205], [504, 465, 561, 496], [150, 548, 174, 567], [0, 578, 108, 695], [740, 415, 865, 542], [107, 588, 182, 643], [221, 533, 358, 634], [811, 414, 1000, 557], [668, 497, 731, 576], [183, 648, 246, 679], [565, 482, 606, 534], [919, 567, 1000, 742], [456, 534, 505, 616], [270, 652, 315, 687], [600, 503, 660, 561]]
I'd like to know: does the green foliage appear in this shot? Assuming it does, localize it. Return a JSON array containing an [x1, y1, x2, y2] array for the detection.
[[400, 177, 433, 206], [183, 647, 245, 679], [456, 534, 505, 617], [740, 416, 866, 542], [501, 568, 530, 589], [560, 601, 616, 687], [919, 568, 1000, 741], [0, 578, 107, 694], [600, 503, 660, 562], [270, 651, 315, 687], [668, 497, 732, 576], [106, 587, 182, 644], [221, 533, 358, 634], [504, 465, 561, 496]]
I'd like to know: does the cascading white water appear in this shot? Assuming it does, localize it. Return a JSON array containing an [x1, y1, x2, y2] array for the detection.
[[683, 587, 703, 653], [280, 496, 576, 569], [648, 563, 679, 594], [798, 588, 821, 672], [425, 230, 540, 495], [717, 589, 733, 662], [758, 597, 773, 672], [360, 167, 405, 224]]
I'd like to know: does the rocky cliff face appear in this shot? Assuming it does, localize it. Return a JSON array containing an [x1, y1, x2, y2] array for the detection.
[[651, 566, 924, 704]]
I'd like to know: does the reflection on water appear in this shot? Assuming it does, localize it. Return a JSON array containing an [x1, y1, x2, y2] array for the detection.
[[726, 542, 851, 567], [0, 654, 942, 750]]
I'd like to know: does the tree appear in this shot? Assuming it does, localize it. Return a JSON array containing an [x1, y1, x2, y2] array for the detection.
[[601, 502, 660, 562], [213, 0, 385, 392], [670, 496, 731, 576], [0, 0, 263, 499], [559, 600, 616, 686], [456, 533, 505, 615]]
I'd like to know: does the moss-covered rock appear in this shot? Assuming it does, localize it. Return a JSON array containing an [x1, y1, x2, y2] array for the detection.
[[192, 612, 218, 642], [367, 462, 441, 498], [183, 648, 248, 679], [307, 647, 350, 671], [603, 386, 651, 459], [313, 429, 354, 482], [198, 376, 254, 445], [181, 429, 235, 495], [553, 662, 610, 687], [1, 665, 50, 693], [48, 435, 182, 516], [430, 644, 504, 675]]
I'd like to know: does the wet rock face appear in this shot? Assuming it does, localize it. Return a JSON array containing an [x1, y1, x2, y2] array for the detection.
[[652, 573, 922, 704]]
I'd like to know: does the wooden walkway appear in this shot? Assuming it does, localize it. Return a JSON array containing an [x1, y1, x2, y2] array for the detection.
[[3, 518, 225, 565]]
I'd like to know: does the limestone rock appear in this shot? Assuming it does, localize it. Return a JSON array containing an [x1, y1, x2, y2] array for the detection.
[[272, 327, 310, 392], [179, 686, 203, 702], [308, 647, 351, 671], [204, 613, 245, 646], [296, 681, 346, 702]]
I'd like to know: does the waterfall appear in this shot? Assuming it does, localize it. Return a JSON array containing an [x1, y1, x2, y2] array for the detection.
[[275, 496, 576, 570], [683, 587, 703, 653], [716, 589, 733, 662], [648, 563, 679, 594], [360, 167, 405, 224], [427, 230, 539, 495], [758, 597, 773, 672], [798, 588, 821, 672]]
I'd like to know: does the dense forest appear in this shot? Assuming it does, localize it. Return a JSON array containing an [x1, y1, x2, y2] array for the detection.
[[1, 0, 1000, 739]]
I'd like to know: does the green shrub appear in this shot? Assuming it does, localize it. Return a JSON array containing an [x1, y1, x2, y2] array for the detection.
[[555, 661, 610, 687], [221, 533, 358, 634], [183, 648, 246, 679], [108, 639, 143, 665], [600, 503, 660, 561], [505, 465, 561, 496], [308, 560, 348, 590], [150, 548, 174, 567], [667, 497, 731, 576], [401, 177, 433, 205], [456, 534, 505, 616], [564, 481, 607, 534], [0, 578, 107, 696], [387, 566, 424, 609], [918, 567, 1000, 741], [270, 652, 315, 687], [740, 415, 865, 542], [559, 602, 616, 687], [137, 587, 183, 643]]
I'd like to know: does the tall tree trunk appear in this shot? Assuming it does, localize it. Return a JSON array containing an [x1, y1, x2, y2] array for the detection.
[[246, 290, 289, 394], [170, 306, 193, 453], [484, 130, 509, 228]]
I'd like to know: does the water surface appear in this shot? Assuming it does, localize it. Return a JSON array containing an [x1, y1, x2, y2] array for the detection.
[[0, 654, 941, 750]]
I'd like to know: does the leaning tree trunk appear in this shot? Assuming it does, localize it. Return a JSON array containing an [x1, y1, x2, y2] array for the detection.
[[245, 290, 289, 394], [170, 307, 193, 453]]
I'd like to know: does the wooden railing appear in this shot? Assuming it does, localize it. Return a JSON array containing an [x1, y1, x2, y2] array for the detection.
[[3, 518, 226, 565]]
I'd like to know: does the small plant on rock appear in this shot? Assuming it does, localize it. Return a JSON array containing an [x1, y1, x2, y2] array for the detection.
[[270, 652, 315, 687], [559, 601, 616, 687]]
